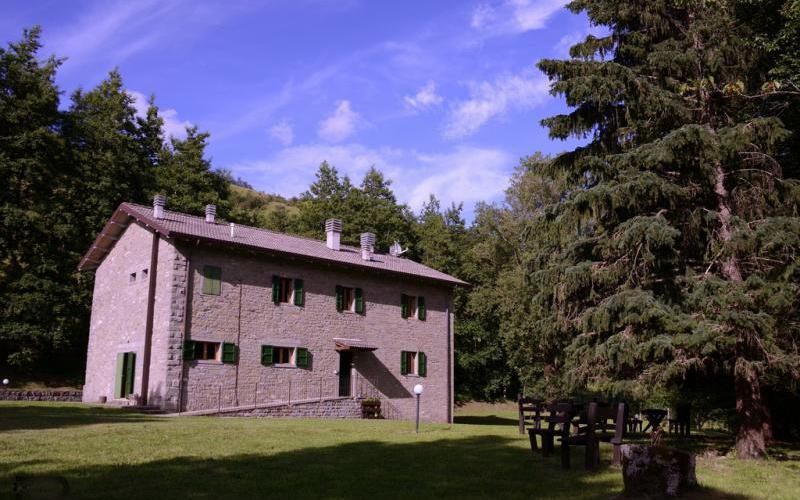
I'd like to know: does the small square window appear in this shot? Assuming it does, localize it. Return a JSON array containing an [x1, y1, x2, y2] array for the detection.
[[194, 341, 220, 361], [274, 346, 294, 364], [129, 272, 136, 283], [141, 269, 148, 280]]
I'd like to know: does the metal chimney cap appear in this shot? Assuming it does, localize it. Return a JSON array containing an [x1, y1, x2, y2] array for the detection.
[[325, 219, 343, 232]]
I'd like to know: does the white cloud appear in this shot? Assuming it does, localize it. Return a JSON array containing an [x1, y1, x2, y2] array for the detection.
[[268, 120, 294, 146], [404, 81, 444, 112], [443, 67, 549, 139], [470, 0, 566, 37], [318, 100, 362, 143], [127, 90, 192, 140], [227, 143, 513, 216], [554, 31, 585, 57]]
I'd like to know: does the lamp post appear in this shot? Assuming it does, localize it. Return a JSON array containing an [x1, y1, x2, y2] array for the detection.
[[413, 384, 423, 434]]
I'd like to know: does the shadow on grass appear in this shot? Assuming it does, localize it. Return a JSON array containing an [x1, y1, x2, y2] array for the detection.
[[3, 432, 760, 500], [453, 414, 519, 426], [7, 435, 627, 500], [0, 403, 156, 432]]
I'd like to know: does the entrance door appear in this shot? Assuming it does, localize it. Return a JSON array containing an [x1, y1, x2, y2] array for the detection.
[[114, 352, 136, 399], [338, 351, 352, 397]]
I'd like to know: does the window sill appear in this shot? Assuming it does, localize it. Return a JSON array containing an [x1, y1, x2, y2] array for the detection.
[[193, 359, 223, 365], [404, 374, 423, 378], [273, 363, 297, 369]]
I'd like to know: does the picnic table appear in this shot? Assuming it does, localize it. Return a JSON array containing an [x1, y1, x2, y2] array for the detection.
[[642, 408, 668, 432]]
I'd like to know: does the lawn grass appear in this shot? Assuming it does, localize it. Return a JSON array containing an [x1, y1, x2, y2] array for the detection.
[[1, 402, 798, 499]]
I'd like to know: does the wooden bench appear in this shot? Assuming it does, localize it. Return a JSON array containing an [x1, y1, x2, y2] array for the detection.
[[527, 403, 576, 458], [559, 402, 627, 469], [517, 396, 545, 435]]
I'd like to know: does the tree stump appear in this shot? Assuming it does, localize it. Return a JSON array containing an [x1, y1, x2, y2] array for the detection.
[[621, 444, 697, 497]]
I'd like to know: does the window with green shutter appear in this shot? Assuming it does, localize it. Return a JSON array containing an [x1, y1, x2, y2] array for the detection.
[[271, 275, 280, 304], [296, 347, 309, 368], [183, 341, 196, 361], [221, 342, 237, 364], [418, 352, 427, 377], [335, 285, 344, 312], [294, 279, 304, 306], [418, 296, 426, 321], [202, 265, 222, 295], [354, 288, 364, 314], [261, 345, 273, 365]]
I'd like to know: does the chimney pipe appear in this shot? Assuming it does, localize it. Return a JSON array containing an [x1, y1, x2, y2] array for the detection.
[[229, 222, 236, 238], [325, 219, 342, 251], [360, 232, 376, 261], [205, 204, 216, 224], [153, 194, 166, 219]]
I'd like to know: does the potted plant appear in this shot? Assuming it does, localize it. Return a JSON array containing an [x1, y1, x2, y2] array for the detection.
[[360, 397, 382, 419]]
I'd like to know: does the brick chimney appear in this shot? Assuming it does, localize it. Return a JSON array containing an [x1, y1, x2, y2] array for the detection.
[[326, 219, 342, 251], [205, 204, 216, 224], [360, 232, 376, 261], [153, 194, 166, 219]]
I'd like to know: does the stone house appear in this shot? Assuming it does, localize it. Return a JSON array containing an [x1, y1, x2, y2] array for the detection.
[[78, 196, 467, 422]]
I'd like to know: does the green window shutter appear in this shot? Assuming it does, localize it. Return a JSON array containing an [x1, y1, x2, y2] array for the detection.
[[335, 285, 343, 312], [202, 265, 222, 295], [418, 352, 427, 377], [221, 342, 237, 364], [294, 279, 304, 306], [400, 351, 408, 375], [418, 296, 426, 321], [272, 275, 280, 304], [261, 345, 273, 365], [401, 294, 408, 318], [183, 340, 195, 361], [114, 353, 126, 398], [124, 352, 136, 396], [296, 348, 309, 368], [354, 288, 364, 314]]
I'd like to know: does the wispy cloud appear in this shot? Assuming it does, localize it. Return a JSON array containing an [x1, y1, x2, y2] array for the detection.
[[404, 81, 444, 112], [127, 90, 192, 140], [268, 120, 294, 146], [470, 0, 566, 37], [318, 100, 362, 143], [443, 67, 549, 139], [228, 143, 513, 215]]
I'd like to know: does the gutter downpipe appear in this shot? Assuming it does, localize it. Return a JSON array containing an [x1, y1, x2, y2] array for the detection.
[[140, 231, 160, 405]]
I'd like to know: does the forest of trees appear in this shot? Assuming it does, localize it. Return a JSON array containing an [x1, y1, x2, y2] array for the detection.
[[2, 0, 799, 459]]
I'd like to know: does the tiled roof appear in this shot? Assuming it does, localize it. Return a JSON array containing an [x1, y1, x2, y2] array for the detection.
[[78, 202, 468, 287]]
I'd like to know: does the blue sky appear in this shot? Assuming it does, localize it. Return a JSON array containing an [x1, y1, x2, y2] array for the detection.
[[2, 0, 597, 220]]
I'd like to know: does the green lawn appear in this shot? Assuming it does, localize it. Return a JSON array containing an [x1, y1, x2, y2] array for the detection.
[[1, 402, 798, 499]]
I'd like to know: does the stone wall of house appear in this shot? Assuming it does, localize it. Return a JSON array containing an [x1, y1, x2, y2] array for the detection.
[[218, 397, 362, 418], [82, 222, 155, 405], [176, 242, 454, 423], [0, 390, 82, 402]]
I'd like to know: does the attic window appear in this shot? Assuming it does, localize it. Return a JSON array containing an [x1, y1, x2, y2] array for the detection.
[[141, 269, 148, 280], [129, 272, 136, 284]]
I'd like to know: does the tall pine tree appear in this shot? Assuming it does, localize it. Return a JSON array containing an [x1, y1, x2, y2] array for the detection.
[[527, 0, 800, 458]]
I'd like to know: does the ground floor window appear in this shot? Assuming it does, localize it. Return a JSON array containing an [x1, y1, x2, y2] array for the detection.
[[194, 341, 220, 361], [401, 350, 427, 377], [261, 345, 310, 367]]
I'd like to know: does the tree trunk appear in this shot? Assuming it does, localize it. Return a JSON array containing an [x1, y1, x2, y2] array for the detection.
[[715, 163, 767, 459], [735, 360, 767, 459]]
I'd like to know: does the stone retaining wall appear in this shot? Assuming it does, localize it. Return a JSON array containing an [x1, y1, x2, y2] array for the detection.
[[218, 397, 361, 418], [0, 390, 83, 402]]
